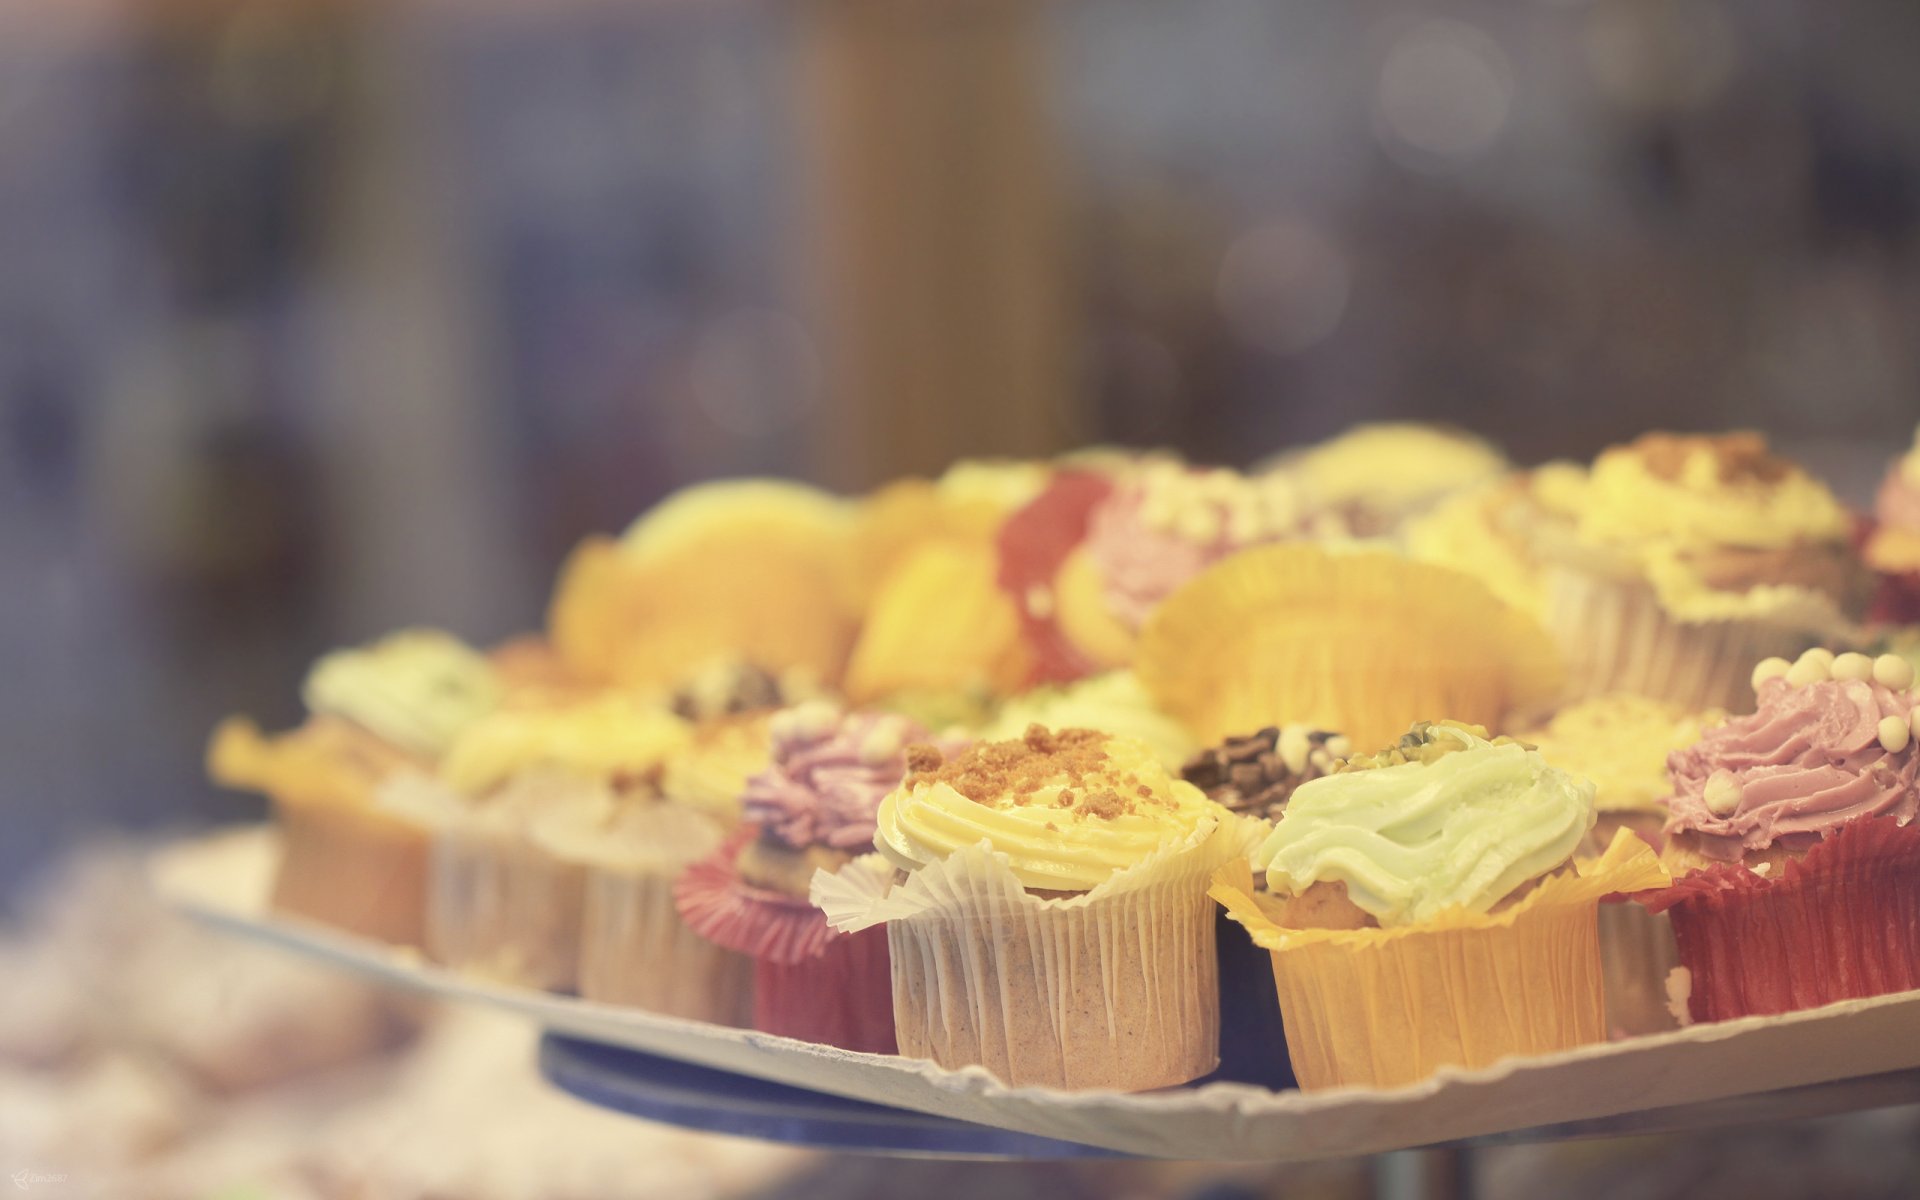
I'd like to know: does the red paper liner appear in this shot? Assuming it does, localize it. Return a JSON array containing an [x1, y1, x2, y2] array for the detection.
[[755, 925, 896, 1053], [996, 470, 1114, 686], [1640, 816, 1920, 1023], [672, 828, 841, 966], [1869, 572, 1920, 625]]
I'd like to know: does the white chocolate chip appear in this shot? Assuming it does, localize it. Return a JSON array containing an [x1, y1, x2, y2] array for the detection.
[[781, 700, 840, 742], [1024, 584, 1055, 620], [1704, 770, 1743, 817], [1750, 657, 1791, 691], [1785, 648, 1834, 687], [1277, 725, 1313, 776], [1831, 652, 1874, 682], [1326, 735, 1353, 760], [1875, 654, 1917, 692], [1878, 715, 1912, 755], [859, 721, 905, 765]]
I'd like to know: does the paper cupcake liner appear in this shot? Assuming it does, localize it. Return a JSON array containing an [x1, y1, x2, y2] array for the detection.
[[1596, 899, 1681, 1038], [813, 819, 1249, 1090], [674, 830, 896, 1051], [426, 814, 585, 991], [578, 864, 755, 1025], [1542, 568, 1820, 712], [1641, 816, 1920, 1024], [1211, 832, 1669, 1091], [1869, 571, 1920, 626], [271, 799, 432, 948]]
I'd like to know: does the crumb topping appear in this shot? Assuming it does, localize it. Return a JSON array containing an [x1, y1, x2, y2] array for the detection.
[[1629, 432, 1790, 487], [901, 724, 1168, 820]]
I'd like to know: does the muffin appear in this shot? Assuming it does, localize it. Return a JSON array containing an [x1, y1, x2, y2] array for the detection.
[[1213, 721, 1666, 1090], [1525, 432, 1871, 712], [814, 726, 1243, 1090], [1645, 648, 1920, 1023], [984, 670, 1198, 771], [675, 702, 924, 1052], [1864, 426, 1920, 624], [1180, 724, 1350, 1088], [207, 630, 502, 945], [422, 692, 692, 990]]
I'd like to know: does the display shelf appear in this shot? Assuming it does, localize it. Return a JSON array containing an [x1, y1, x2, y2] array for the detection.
[[154, 827, 1920, 1162]]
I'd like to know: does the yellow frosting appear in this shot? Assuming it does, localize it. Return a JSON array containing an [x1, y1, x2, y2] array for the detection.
[[983, 672, 1196, 769], [661, 714, 773, 821], [1401, 482, 1547, 619], [874, 731, 1224, 891], [1569, 436, 1851, 553], [301, 629, 501, 759], [1289, 423, 1507, 520], [1520, 694, 1714, 815], [440, 693, 691, 796], [1255, 726, 1596, 926], [617, 478, 853, 564], [934, 458, 1050, 517]]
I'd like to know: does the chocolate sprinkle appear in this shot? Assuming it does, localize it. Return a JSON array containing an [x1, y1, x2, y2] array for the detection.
[[1181, 725, 1341, 823]]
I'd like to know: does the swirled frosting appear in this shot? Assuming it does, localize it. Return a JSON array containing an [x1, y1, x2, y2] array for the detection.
[[874, 726, 1223, 892], [1084, 463, 1315, 629], [1254, 725, 1596, 926], [1664, 676, 1920, 861], [984, 671, 1197, 770], [302, 629, 500, 759], [1521, 694, 1717, 816], [661, 712, 774, 821], [742, 702, 927, 851]]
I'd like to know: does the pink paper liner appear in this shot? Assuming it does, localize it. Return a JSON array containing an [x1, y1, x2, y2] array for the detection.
[[1639, 816, 1920, 1023], [755, 927, 896, 1054], [1869, 571, 1920, 625], [673, 827, 897, 1052]]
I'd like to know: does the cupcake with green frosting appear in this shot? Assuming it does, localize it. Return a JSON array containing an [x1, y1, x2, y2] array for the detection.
[[1213, 721, 1667, 1090]]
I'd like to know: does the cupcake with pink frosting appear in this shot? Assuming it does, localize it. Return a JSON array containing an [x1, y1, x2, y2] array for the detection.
[[675, 700, 927, 1052], [1644, 647, 1920, 1023], [1865, 426, 1920, 624]]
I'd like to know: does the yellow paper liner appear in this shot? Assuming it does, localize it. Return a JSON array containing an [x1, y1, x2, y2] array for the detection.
[[1136, 544, 1566, 748], [1210, 831, 1669, 1091], [843, 539, 1031, 703], [812, 818, 1255, 1090]]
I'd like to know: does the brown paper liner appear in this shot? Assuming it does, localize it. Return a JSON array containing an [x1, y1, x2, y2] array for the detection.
[[578, 865, 755, 1026], [1541, 568, 1815, 712], [1641, 816, 1920, 1023], [1212, 832, 1669, 1091], [271, 797, 431, 947], [426, 814, 585, 991]]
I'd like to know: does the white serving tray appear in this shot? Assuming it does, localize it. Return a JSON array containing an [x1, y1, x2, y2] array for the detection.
[[152, 827, 1920, 1161]]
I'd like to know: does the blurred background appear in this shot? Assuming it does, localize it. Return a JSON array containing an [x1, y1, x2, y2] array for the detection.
[[1, 0, 1918, 1195]]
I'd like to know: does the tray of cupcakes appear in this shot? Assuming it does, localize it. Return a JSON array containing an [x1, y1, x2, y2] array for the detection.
[[157, 425, 1920, 1161]]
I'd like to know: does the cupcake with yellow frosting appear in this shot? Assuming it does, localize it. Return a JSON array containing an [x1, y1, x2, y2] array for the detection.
[[1525, 432, 1871, 711], [418, 692, 691, 990], [1276, 422, 1510, 537], [813, 726, 1244, 1090], [207, 629, 502, 946], [1864, 426, 1920, 624], [1212, 721, 1667, 1090], [983, 670, 1197, 770]]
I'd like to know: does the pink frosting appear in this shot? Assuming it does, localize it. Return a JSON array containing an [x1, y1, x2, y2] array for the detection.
[[1664, 677, 1920, 861], [741, 710, 927, 851], [1876, 463, 1920, 534]]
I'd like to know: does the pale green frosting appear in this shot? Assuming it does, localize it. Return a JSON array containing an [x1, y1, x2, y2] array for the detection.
[[983, 671, 1197, 769], [1254, 729, 1596, 927], [302, 629, 501, 760]]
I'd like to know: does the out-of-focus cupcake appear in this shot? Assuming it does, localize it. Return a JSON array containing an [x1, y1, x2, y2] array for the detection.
[[1213, 721, 1667, 1090], [1864, 426, 1920, 624], [1524, 432, 1871, 712], [207, 630, 502, 946], [1645, 647, 1920, 1024], [1137, 544, 1564, 750], [984, 670, 1197, 770], [815, 726, 1244, 1089], [1275, 422, 1510, 538], [1519, 694, 1719, 1036], [675, 702, 924, 1052], [420, 693, 691, 990], [1179, 724, 1349, 1088], [1402, 474, 1552, 623]]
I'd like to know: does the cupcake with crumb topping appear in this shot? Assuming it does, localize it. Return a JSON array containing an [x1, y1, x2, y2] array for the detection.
[[676, 701, 925, 1052], [813, 725, 1242, 1090], [1864, 426, 1920, 624], [1644, 647, 1920, 1023], [1213, 721, 1666, 1090]]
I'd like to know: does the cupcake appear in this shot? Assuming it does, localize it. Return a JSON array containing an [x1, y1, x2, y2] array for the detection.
[[995, 467, 1124, 686], [814, 726, 1244, 1090], [1519, 695, 1719, 1036], [422, 692, 692, 990], [1180, 724, 1350, 1088], [674, 701, 924, 1052], [1402, 474, 1551, 623], [1864, 426, 1920, 624], [1525, 432, 1871, 712], [983, 670, 1197, 771], [1644, 648, 1920, 1023], [207, 630, 502, 945], [1276, 422, 1509, 537], [1213, 721, 1666, 1090]]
